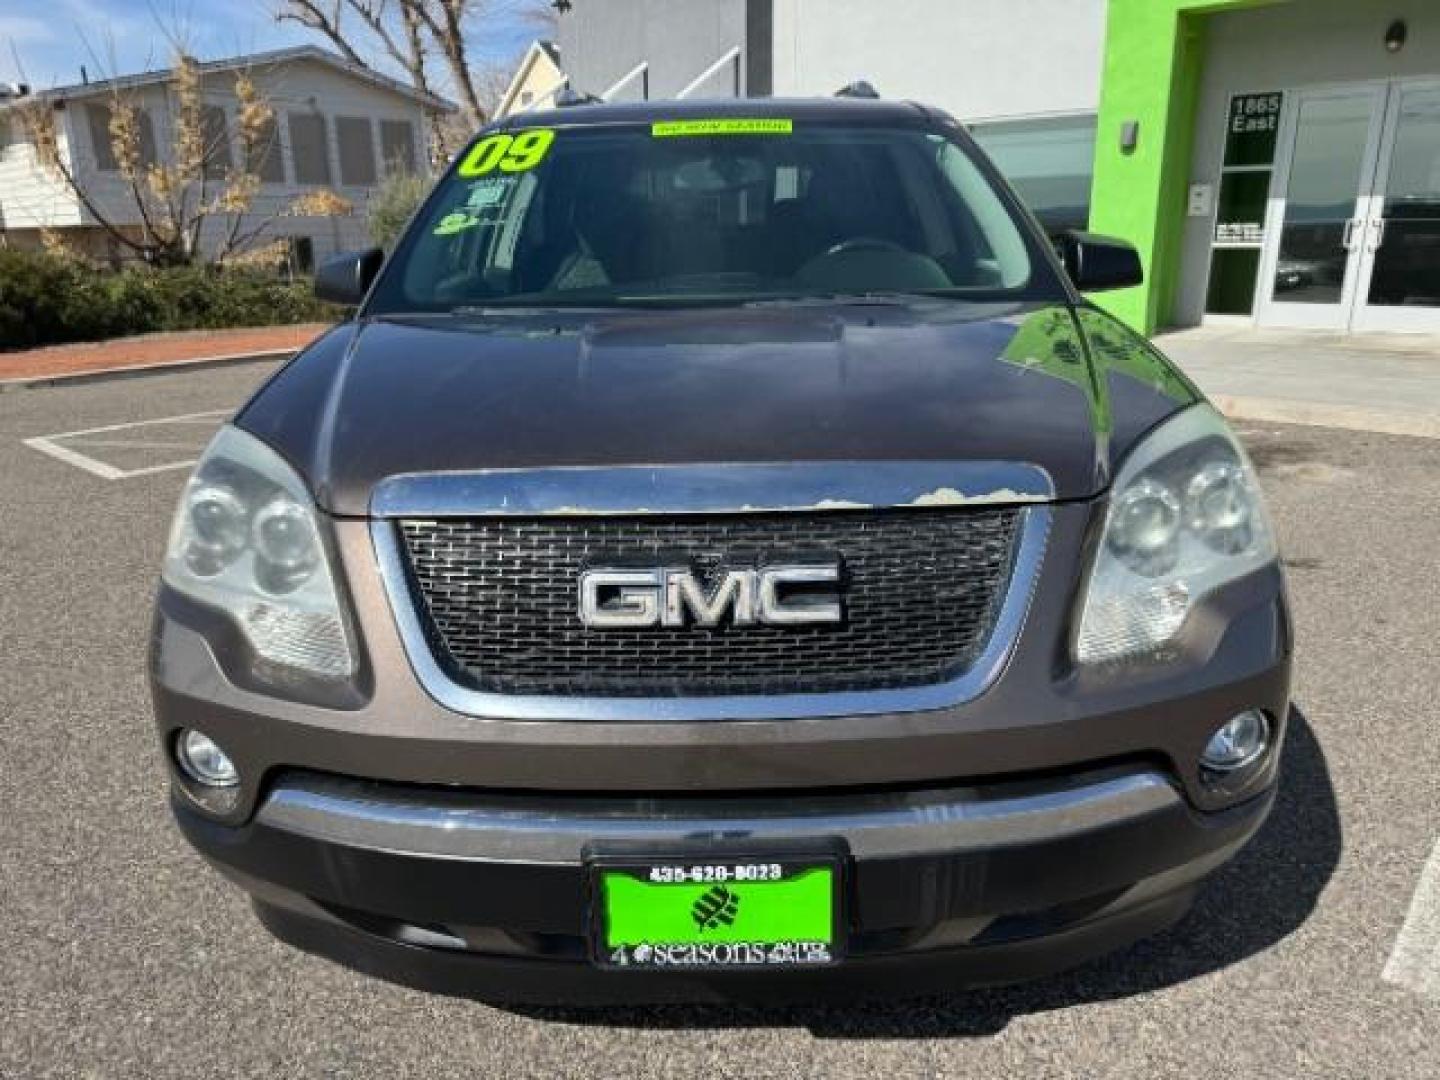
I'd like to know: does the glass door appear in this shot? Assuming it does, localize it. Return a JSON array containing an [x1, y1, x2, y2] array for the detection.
[[1353, 81, 1440, 332], [1257, 86, 1387, 330]]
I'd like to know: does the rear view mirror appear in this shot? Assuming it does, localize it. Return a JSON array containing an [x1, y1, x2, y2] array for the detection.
[[1055, 231, 1144, 292], [314, 248, 385, 306]]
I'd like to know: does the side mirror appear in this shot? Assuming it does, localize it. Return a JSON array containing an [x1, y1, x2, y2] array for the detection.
[[314, 248, 385, 306], [1055, 231, 1144, 292]]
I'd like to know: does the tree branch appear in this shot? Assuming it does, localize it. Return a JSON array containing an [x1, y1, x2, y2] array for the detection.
[[276, 0, 556, 137], [343, 0, 434, 96], [275, 1, 370, 68], [425, 0, 485, 126]]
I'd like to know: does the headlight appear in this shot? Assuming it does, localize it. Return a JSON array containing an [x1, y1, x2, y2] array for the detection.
[[163, 425, 355, 682], [1076, 404, 1277, 666]]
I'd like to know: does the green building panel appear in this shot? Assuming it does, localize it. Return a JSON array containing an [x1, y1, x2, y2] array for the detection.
[[1090, 0, 1285, 334]]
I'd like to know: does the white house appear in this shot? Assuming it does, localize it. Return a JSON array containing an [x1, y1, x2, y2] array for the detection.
[[0, 46, 452, 268], [494, 40, 568, 120]]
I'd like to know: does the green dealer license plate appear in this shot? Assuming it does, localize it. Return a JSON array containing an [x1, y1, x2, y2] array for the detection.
[[590, 854, 843, 969]]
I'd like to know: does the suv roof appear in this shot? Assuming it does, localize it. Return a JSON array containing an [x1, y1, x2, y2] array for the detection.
[[495, 96, 943, 131]]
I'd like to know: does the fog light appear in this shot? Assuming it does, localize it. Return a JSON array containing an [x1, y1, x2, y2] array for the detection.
[[176, 729, 239, 787], [1201, 710, 1270, 774]]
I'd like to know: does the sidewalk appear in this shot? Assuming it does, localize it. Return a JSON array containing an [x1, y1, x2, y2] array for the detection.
[[0, 323, 331, 387], [1155, 325, 1440, 439]]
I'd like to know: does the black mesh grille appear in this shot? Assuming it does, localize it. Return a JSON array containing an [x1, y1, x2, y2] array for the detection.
[[397, 510, 1022, 697]]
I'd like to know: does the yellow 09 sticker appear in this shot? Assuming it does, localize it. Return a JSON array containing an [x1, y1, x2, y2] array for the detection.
[[457, 129, 556, 178]]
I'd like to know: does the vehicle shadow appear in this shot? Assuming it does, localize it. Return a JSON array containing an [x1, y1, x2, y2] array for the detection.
[[506, 705, 1340, 1038]]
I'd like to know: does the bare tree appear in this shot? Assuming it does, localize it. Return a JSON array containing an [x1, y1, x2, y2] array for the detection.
[[469, 59, 516, 117], [275, 0, 555, 144], [16, 54, 352, 266]]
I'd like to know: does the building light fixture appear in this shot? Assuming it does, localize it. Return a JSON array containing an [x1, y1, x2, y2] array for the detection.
[[1385, 20, 1408, 54]]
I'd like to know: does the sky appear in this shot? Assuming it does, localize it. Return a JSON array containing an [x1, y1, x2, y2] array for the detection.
[[0, 0, 542, 91]]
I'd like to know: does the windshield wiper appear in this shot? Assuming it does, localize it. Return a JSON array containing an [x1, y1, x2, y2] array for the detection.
[[447, 300, 620, 314], [743, 291, 949, 308]]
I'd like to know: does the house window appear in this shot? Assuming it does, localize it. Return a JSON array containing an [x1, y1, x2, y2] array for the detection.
[[290, 235, 315, 274], [379, 119, 417, 176], [969, 114, 1098, 234], [246, 117, 286, 183], [137, 112, 158, 169], [0, 115, 17, 160], [337, 116, 377, 186], [85, 104, 117, 170], [289, 112, 332, 185], [85, 102, 158, 172], [202, 105, 233, 179]]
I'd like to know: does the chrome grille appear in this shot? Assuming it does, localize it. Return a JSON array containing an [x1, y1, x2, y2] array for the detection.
[[397, 510, 1022, 697]]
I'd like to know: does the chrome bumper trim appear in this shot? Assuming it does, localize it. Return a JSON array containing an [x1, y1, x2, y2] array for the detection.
[[258, 770, 1179, 863]]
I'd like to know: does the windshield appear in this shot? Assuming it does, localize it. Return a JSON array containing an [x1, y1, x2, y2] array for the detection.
[[367, 118, 1061, 312]]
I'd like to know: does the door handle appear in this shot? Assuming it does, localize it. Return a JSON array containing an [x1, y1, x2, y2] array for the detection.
[[1342, 218, 1359, 250], [1369, 218, 1388, 252]]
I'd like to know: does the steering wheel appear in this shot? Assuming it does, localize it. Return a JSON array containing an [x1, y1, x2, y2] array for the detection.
[[823, 237, 907, 257]]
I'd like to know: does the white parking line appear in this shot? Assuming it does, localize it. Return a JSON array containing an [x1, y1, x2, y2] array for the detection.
[[1384, 838, 1440, 1001], [112, 459, 214, 479], [32, 408, 230, 440], [22, 408, 230, 480], [21, 436, 128, 480], [64, 438, 206, 451]]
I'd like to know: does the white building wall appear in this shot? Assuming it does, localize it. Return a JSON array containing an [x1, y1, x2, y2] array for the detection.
[[0, 109, 83, 231], [558, 0, 751, 102], [1176, 0, 1440, 327], [770, 0, 1105, 123]]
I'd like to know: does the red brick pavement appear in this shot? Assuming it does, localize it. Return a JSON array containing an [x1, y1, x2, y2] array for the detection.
[[0, 323, 331, 383]]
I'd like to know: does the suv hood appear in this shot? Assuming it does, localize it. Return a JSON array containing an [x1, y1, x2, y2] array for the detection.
[[238, 301, 1198, 517]]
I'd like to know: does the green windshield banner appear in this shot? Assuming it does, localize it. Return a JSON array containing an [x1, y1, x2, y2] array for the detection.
[[652, 119, 793, 138]]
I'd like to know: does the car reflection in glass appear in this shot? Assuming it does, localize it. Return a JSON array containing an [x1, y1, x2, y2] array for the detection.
[[1274, 254, 1345, 295]]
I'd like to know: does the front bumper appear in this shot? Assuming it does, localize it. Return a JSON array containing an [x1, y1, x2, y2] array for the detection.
[[153, 494, 1291, 1001], [175, 761, 1274, 1004]]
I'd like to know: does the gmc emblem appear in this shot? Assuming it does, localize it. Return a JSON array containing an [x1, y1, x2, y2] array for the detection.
[[578, 564, 843, 629]]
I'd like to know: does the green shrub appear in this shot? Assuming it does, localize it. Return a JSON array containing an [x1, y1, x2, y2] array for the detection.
[[368, 171, 431, 250], [0, 250, 95, 349], [0, 250, 341, 351]]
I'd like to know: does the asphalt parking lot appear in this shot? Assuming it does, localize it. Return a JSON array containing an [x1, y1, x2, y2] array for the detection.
[[1, 362, 1437, 1079]]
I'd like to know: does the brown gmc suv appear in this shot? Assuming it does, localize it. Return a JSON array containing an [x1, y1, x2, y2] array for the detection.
[[150, 96, 1291, 1004]]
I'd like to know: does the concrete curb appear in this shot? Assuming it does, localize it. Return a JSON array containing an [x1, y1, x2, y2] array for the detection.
[[0, 347, 295, 393], [1213, 394, 1440, 440]]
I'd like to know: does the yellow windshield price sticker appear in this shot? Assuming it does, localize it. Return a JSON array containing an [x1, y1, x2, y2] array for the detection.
[[457, 128, 556, 178], [652, 119, 794, 138]]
